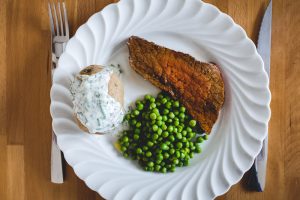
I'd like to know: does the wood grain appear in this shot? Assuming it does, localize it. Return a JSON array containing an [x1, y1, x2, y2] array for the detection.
[[0, 0, 299, 199]]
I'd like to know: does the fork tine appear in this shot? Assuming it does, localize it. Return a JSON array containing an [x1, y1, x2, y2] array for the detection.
[[48, 3, 55, 36], [62, 2, 69, 38], [52, 2, 60, 36], [58, 1, 64, 36]]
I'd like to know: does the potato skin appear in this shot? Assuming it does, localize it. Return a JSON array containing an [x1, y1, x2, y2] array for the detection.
[[74, 65, 124, 134]]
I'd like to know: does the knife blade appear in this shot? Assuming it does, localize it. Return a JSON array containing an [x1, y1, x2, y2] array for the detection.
[[248, 0, 272, 192]]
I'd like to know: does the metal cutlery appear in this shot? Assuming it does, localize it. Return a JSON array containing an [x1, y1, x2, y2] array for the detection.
[[248, 0, 272, 191], [48, 1, 69, 184]]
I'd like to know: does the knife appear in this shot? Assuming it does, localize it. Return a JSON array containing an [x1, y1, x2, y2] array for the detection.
[[248, 0, 272, 192]]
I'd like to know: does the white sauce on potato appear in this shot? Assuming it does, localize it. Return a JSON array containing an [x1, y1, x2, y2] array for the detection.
[[70, 67, 124, 134]]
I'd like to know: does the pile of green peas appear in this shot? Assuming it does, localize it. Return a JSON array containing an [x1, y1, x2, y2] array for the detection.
[[118, 92, 208, 173]]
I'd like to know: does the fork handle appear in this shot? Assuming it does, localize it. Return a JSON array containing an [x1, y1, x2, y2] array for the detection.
[[54, 42, 66, 58], [51, 131, 64, 184]]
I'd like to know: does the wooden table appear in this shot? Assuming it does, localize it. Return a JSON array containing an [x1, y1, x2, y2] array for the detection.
[[0, 0, 299, 199]]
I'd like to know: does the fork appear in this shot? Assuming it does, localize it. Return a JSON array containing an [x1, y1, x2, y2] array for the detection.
[[48, 1, 69, 59], [48, 1, 69, 184]]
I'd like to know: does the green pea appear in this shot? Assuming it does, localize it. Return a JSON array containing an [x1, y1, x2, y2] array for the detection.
[[180, 152, 186, 159], [150, 97, 155, 103], [185, 148, 190, 153], [136, 122, 141, 128], [148, 161, 154, 167], [125, 114, 131, 120], [190, 132, 196, 138], [163, 109, 169, 115], [186, 127, 192, 133], [162, 131, 169, 138], [189, 120, 197, 127], [145, 94, 152, 100], [134, 128, 141, 134], [157, 116, 163, 121], [133, 134, 139, 140], [176, 133, 182, 140], [161, 98, 167, 104], [157, 128, 163, 135], [183, 159, 189, 166], [180, 106, 186, 113], [182, 137, 187, 142], [173, 158, 179, 165], [162, 124, 167, 130], [167, 126, 174, 132], [195, 145, 202, 153], [170, 149, 175, 155], [162, 115, 168, 121], [166, 164, 172, 170], [156, 159, 162, 164], [203, 135, 208, 140], [136, 148, 142, 154], [137, 103, 144, 110], [147, 141, 154, 147], [174, 111, 179, 116], [157, 154, 163, 161], [161, 167, 167, 173], [153, 108, 159, 115], [134, 110, 140, 116], [146, 151, 152, 157], [123, 153, 129, 158], [167, 118, 173, 123], [164, 152, 170, 159], [196, 136, 204, 143], [174, 121, 180, 126], [173, 101, 180, 107], [131, 119, 137, 125], [123, 142, 129, 147], [179, 113, 185, 119], [150, 113, 157, 120], [161, 143, 169, 150], [166, 102, 172, 109], [176, 142, 183, 149], [155, 165, 161, 172], [152, 125, 159, 132], [150, 103, 156, 109], [169, 112, 175, 119], [173, 127, 178, 133], [175, 151, 181, 158], [123, 136, 129, 143], [143, 146, 149, 151], [151, 133, 158, 140], [190, 152, 194, 158], [170, 166, 176, 172], [157, 121, 163, 127], [121, 146, 127, 152], [168, 135, 175, 142], [182, 130, 187, 136], [178, 162, 183, 167]]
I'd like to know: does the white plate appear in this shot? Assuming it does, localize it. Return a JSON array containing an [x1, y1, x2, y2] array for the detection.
[[50, 0, 271, 199]]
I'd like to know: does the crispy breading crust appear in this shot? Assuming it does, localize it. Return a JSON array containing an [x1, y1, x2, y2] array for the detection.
[[127, 36, 224, 133]]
